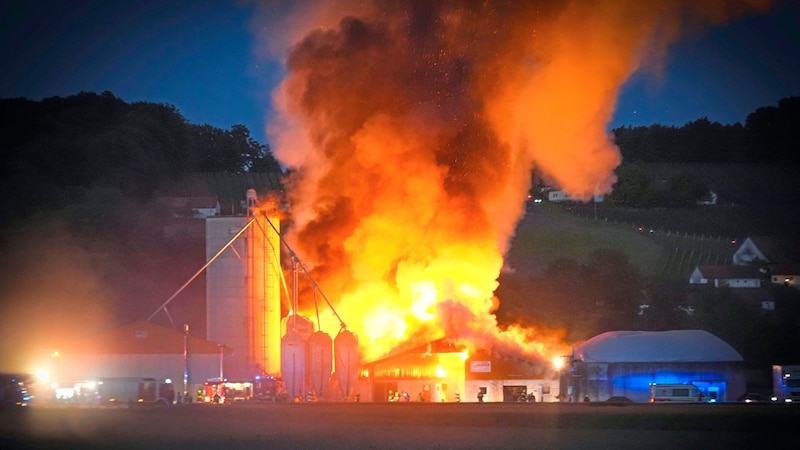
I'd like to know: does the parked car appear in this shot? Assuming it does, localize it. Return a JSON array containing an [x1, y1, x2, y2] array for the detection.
[[1, 374, 31, 408], [738, 393, 762, 403]]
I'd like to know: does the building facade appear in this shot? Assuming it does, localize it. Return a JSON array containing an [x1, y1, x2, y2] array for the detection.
[[562, 330, 745, 403]]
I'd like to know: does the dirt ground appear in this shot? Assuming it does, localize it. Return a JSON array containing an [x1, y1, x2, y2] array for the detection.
[[1, 401, 797, 449]]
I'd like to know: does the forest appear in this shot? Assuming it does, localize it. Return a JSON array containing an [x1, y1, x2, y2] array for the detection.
[[0, 91, 282, 233], [612, 96, 800, 165]]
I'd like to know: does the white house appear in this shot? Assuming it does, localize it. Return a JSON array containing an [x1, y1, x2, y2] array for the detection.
[[689, 265, 762, 288], [770, 265, 799, 289], [731, 236, 800, 289], [547, 190, 604, 203]]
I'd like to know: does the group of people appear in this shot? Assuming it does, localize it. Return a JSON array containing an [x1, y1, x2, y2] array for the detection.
[[387, 390, 411, 402]]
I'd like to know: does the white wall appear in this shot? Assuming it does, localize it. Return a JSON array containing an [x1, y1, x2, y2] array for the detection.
[[464, 379, 560, 403]]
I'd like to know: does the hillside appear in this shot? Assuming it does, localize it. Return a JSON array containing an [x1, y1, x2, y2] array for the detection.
[[506, 203, 662, 277], [550, 162, 800, 279]]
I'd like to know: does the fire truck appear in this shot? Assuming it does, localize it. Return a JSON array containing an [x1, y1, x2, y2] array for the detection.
[[771, 365, 800, 403], [202, 378, 227, 403], [201, 379, 256, 403]]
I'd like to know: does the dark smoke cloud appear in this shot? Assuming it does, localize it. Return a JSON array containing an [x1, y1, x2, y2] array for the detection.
[[254, 0, 773, 359]]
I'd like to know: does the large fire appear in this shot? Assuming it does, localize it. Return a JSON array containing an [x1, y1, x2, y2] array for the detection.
[[256, 1, 773, 363]]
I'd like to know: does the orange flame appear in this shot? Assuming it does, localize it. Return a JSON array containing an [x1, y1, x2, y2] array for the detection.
[[258, 1, 774, 363]]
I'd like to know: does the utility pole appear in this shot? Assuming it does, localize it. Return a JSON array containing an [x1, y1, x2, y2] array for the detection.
[[219, 344, 225, 380], [183, 323, 189, 401]]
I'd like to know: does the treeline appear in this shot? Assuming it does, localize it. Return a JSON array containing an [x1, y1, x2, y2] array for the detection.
[[612, 96, 800, 164], [604, 96, 800, 208], [0, 91, 282, 231]]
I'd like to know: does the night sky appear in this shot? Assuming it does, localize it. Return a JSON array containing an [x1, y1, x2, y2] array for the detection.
[[2, 0, 799, 146]]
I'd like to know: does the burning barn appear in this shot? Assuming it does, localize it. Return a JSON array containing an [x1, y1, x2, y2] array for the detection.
[[357, 339, 560, 403], [562, 330, 746, 403], [357, 339, 466, 403], [465, 349, 561, 403]]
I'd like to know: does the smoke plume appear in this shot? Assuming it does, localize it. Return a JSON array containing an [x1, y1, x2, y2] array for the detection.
[[256, 0, 773, 361]]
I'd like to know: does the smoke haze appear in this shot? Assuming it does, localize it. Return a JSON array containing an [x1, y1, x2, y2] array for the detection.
[[0, 222, 115, 372]]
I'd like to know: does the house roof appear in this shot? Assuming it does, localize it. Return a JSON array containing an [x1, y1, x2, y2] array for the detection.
[[737, 236, 800, 265], [66, 320, 231, 356], [361, 337, 461, 367], [574, 330, 743, 363], [770, 263, 800, 275], [695, 265, 762, 279]]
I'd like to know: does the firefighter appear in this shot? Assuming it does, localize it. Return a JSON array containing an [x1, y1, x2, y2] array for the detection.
[[477, 391, 484, 402], [454, 391, 461, 402]]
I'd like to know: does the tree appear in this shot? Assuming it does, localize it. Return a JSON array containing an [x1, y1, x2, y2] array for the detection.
[[609, 164, 656, 207], [661, 172, 709, 207], [745, 96, 800, 164]]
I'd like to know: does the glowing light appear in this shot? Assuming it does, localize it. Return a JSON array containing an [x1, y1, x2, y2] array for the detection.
[[35, 369, 50, 384], [552, 356, 565, 371], [436, 365, 446, 378]]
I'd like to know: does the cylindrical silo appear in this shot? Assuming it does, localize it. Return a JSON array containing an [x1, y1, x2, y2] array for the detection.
[[308, 331, 333, 398], [334, 329, 359, 400]]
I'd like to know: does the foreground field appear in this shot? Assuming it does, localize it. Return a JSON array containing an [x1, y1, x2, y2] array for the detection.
[[2, 402, 797, 449]]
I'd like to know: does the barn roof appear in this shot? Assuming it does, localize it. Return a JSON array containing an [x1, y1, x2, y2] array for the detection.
[[574, 330, 742, 363], [66, 320, 231, 356]]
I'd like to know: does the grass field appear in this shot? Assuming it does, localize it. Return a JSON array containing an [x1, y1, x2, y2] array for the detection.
[[509, 197, 796, 281], [508, 203, 664, 277], [2, 402, 797, 449]]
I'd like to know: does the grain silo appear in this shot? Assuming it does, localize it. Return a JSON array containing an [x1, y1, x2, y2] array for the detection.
[[205, 190, 281, 380]]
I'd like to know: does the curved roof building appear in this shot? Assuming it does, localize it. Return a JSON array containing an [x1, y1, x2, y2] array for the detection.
[[564, 330, 746, 403], [574, 330, 743, 363]]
